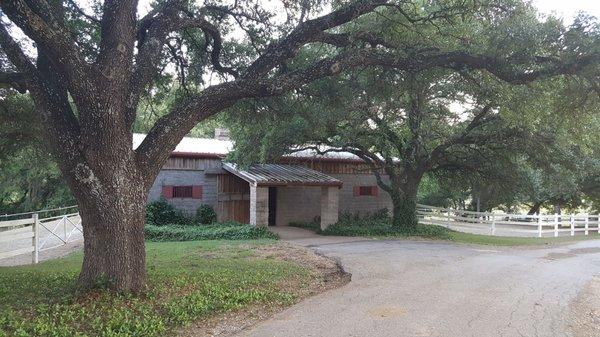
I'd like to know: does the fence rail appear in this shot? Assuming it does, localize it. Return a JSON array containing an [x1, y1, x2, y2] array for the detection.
[[0, 206, 81, 264], [417, 204, 600, 238]]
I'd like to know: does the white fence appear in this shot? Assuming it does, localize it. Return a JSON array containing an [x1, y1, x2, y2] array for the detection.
[[0, 206, 82, 264], [417, 204, 600, 238]]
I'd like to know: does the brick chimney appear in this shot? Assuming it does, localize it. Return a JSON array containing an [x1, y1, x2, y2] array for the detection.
[[214, 128, 230, 141]]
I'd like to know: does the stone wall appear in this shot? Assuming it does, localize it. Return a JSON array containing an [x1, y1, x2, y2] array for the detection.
[[274, 173, 393, 226], [147, 159, 221, 215]]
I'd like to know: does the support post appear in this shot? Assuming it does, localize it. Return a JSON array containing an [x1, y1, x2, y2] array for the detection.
[[570, 214, 574, 236], [320, 186, 339, 230], [32, 213, 39, 264], [249, 184, 269, 227], [537, 214, 542, 238], [584, 214, 589, 236], [554, 213, 559, 237], [490, 214, 496, 236]]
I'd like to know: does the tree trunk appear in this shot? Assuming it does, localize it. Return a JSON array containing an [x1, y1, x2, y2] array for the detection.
[[527, 201, 543, 215], [74, 172, 149, 292], [391, 183, 419, 228]]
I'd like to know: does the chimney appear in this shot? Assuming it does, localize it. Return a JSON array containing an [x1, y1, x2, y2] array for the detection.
[[214, 128, 230, 141]]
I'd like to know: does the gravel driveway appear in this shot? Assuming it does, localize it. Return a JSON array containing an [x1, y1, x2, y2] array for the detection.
[[237, 227, 600, 337]]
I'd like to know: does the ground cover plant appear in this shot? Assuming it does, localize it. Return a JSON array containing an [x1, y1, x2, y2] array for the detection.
[[144, 223, 277, 241], [291, 214, 600, 246], [0, 240, 313, 337]]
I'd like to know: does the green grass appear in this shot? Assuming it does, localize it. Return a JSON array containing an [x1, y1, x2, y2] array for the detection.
[[291, 219, 599, 246], [0, 240, 310, 337], [144, 222, 278, 241], [443, 230, 600, 246]]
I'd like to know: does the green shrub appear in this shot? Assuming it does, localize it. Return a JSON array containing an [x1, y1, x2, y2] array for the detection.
[[196, 205, 217, 224], [145, 222, 278, 241], [321, 217, 451, 239], [146, 199, 194, 226]]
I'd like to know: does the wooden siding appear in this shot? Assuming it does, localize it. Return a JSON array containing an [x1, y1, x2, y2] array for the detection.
[[163, 157, 222, 171], [217, 200, 250, 223], [280, 158, 376, 174], [216, 173, 250, 223], [218, 173, 250, 194]]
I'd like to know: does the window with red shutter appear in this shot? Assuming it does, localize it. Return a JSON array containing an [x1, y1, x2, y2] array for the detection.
[[173, 186, 193, 198], [162, 185, 173, 199], [192, 185, 203, 199], [354, 185, 378, 197]]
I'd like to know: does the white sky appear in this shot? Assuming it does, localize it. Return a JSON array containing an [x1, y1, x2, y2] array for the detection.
[[102, 1, 600, 25], [531, 0, 600, 20]]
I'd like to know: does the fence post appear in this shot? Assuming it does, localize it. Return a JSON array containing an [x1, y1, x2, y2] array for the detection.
[[446, 209, 451, 228], [554, 213, 559, 237], [63, 215, 68, 242], [32, 213, 39, 264], [537, 214, 542, 238], [570, 214, 575, 236], [490, 214, 496, 236], [584, 214, 589, 236]]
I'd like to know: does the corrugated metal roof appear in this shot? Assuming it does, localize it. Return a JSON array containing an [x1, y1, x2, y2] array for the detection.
[[222, 163, 342, 187]]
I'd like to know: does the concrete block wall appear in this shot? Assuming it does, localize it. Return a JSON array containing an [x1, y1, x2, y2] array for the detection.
[[274, 174, 393, 226], [320, 186, 339, 229], [275, 186, 322, 226], [250, 186, 269, 227], [147, 169, 218, 215], [332, 173, 394, 217]]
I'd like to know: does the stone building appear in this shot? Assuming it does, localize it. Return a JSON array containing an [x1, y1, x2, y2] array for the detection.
[[135, 132, 393, 230]]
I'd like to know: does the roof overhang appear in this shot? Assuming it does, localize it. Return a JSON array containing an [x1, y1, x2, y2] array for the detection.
[[223, 163, 343, 187]]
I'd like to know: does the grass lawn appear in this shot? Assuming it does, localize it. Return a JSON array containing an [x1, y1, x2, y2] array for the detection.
[[290, 220, 600, 246], [435, 229, 600, 246], [0, 240, 325, 337]]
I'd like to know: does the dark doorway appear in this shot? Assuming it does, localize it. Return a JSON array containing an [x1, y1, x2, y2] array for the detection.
[[268, 187, 277, 226]]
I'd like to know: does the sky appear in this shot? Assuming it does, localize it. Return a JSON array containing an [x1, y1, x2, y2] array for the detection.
[[531, 0, 600, 20], [135, 1, 600, 22]]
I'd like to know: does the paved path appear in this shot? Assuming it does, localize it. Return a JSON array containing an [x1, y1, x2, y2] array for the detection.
[[239, 226, 600, 337]]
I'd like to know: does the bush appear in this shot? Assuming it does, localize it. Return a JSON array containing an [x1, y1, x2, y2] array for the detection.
[[146, 199, 194, 226], [145, 222, 278, 241], [196, 204, 217, 224], [291, 210, 451, 239], [321, 217, 451, 239]]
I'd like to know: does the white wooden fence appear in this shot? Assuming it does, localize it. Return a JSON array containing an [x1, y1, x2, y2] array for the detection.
[[417, 204, 600, 238], [0, 206, 81, 264]]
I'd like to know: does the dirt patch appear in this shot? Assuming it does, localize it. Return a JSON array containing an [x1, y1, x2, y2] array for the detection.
[[367, 306, 407, 318], [568, 276, 600, 337], [544, 247, 600, 260], [544, 252, 577, 260], [177, 242, 350, 337]]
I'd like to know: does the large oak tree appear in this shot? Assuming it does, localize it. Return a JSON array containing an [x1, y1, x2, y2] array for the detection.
[[0, 0, 597, 291], [227, 2, 599, 227]]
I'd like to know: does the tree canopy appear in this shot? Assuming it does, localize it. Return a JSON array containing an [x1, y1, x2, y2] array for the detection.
[[0, 0, 598, 290]]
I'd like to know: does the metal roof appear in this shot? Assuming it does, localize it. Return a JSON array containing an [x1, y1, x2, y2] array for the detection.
[[222, 163, 343, 187]]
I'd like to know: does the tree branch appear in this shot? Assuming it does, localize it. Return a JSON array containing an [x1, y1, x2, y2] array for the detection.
[[0, 72, 28, 92], [243, 0, 389, 78], [0, 0, 93, 91]]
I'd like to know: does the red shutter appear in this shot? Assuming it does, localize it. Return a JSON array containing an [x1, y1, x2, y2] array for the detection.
[[162, 185, 173, 199], [371, 186, 379, 196], [353, 186, 360, 197], [192, 185, 203, 199]]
